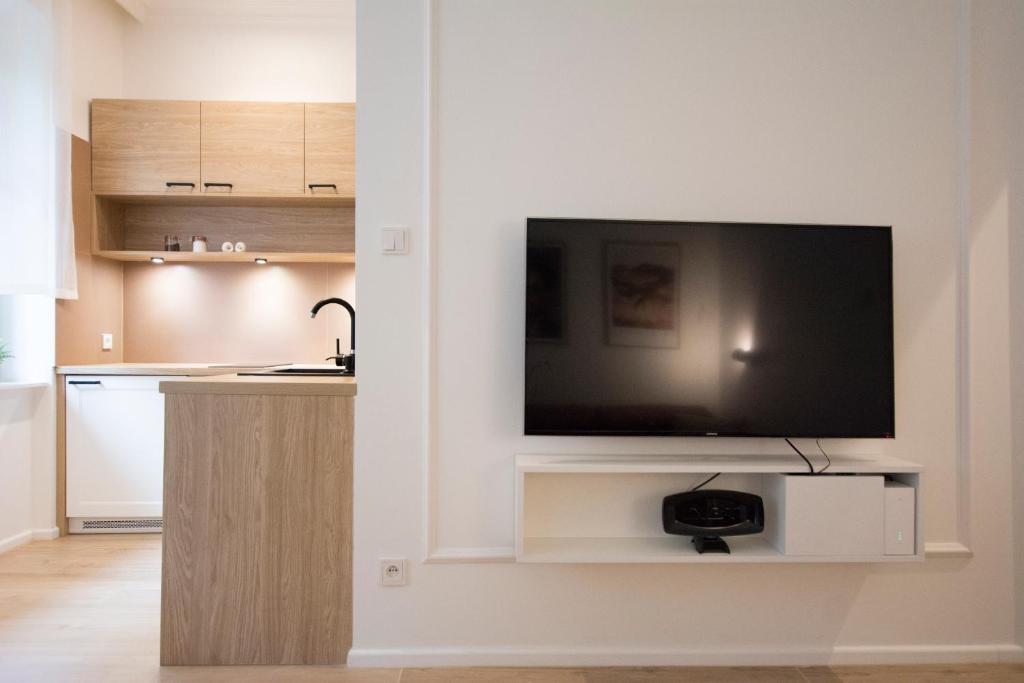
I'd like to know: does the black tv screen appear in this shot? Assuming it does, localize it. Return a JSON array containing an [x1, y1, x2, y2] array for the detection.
[[525, 218, 894, 438]]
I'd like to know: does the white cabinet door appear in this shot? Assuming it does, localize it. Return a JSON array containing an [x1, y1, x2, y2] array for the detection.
[[66, 375, 182, 518]]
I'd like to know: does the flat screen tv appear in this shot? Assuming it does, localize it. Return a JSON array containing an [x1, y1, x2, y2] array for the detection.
[[525, 218, 894, 438]]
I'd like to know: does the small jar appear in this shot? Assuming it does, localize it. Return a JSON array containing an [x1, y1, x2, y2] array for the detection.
[[191, 236, 208, 253], [163, 235, 180, 251]]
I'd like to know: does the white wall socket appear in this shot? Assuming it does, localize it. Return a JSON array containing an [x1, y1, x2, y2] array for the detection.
[[101, 333, 114, 351], [379, 557, 407, 586]]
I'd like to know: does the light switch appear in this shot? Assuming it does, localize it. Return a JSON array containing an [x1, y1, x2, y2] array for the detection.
[[382, 227, 408, 255], [101, 333, 114, 351]]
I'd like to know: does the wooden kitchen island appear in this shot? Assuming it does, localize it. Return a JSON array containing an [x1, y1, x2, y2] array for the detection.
[[158, 374, 356, 666]]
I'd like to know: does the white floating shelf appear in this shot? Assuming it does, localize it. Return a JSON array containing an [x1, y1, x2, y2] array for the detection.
[[516, 453, 922, 475], [519, 535, 921, 564], [515, 453, 924, 564]]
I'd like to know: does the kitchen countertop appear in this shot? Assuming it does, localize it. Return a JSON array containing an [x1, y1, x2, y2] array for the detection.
[[159, 374, 357, 396], [56, 363, 289, 376]]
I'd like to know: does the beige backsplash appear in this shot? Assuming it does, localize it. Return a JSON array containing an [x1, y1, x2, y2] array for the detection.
[[123, 261, 355, 364]]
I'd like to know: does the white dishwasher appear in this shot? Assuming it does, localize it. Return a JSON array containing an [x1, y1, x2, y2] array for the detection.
[[66, 375, 184, 533]]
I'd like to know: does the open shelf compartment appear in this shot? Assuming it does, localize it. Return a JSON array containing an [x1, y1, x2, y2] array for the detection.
[[515, 453, 923, 564], [92, 193, 355, 263]]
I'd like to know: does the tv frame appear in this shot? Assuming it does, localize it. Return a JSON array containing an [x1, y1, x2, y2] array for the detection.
[[523, 217, 896, 439]]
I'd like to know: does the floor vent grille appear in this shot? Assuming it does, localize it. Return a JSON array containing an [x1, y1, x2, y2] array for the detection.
[[81, 518, 163, 530]]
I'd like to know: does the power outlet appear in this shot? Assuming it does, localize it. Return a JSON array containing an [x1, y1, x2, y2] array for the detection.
[[379, 558, 406, 586], [101, 333, 114, 351]]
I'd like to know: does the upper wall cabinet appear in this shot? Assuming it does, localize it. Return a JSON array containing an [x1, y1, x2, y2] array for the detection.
[[89, 100, 355, 263], [200, 102, 305, 194], [305, 103, 356, 196], [91, 100, 201, 193]]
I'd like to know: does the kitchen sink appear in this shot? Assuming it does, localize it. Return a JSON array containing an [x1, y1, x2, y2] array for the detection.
[[237, 365, 353, 377], [271, 367, 350, 375]]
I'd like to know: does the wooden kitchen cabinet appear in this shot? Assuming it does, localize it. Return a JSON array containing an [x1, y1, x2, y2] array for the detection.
[[89, 99, 355, 263], [160, 377, 356, 665], [91, 100, 200, 193], [200, 101, 305, 194], [305, 103, 355, 197]]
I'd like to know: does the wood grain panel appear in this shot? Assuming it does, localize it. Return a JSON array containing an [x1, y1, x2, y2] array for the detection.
[[94, 191, 354, 207], [121, 204, 354, 253], [201, 102, 305, 194], [97, 250, 354, 264], [305, 103, 356, 197], [93, 196, 126, 252], [91, 100, 200, 193], [161, 393, 353, 665], [160, 376, 356, 396], [57, 136, 125, 365], [55, 376, 68, 537]]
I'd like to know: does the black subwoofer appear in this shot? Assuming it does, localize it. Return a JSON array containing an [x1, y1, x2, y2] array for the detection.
[[662, 490, 765, 554]]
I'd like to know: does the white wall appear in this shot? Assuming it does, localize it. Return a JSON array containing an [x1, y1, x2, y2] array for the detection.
[[122, 1, 355, 102], [353, 0, 1020, 665], [0, 0, 118, 552], [0, 0, 130, 555], [970, 0, 1024, 650], [0, 389, 40, 551], [70, 0, 127, 139], [70, 0, 356, 136], [0, 295, 58, 552]]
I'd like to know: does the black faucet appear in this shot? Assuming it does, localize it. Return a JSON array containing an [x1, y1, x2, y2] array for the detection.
[[310, 297, 355, 375]]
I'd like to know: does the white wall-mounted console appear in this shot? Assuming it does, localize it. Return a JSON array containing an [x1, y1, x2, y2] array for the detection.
[[515, 453, 923, 563]]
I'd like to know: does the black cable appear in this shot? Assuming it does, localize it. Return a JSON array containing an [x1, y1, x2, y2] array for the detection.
[[690, 472, 720, 491], [815, 438, 832, 473], [785, 438, 815, 473]]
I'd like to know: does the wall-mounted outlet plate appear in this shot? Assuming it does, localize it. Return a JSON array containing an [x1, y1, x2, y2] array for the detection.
[[380, 557, 406, 586]]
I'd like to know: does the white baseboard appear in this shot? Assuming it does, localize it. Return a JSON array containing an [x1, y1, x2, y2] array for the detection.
[[347, 643, 1024, 668], [0, 530, 33, 555], [0, 527, 61, 555]]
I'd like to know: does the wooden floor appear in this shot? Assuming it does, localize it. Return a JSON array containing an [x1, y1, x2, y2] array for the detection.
[[0, 536, 1020, 683]]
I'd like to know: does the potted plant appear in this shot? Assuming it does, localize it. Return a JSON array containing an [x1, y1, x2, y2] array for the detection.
[[0, 340, 12, 369]]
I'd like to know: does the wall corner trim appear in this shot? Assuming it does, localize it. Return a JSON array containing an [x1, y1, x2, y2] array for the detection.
[[924, 541, 974, 558]]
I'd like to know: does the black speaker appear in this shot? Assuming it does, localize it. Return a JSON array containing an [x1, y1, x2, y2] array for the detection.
[[662, 490, 765, 554]]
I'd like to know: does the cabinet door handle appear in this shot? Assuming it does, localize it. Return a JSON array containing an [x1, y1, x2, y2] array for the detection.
[[165, 182, 195, 188], [68, 380, 102, 386], [203, 182, 233, 190], [308, 183, 337, 191]]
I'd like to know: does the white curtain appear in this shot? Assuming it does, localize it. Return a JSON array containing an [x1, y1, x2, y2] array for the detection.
[[0, 0, 76, 299]]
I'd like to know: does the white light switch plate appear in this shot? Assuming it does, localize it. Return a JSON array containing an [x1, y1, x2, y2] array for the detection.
[[101, 333, 114, 351], [382, 227, 408, 255]]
